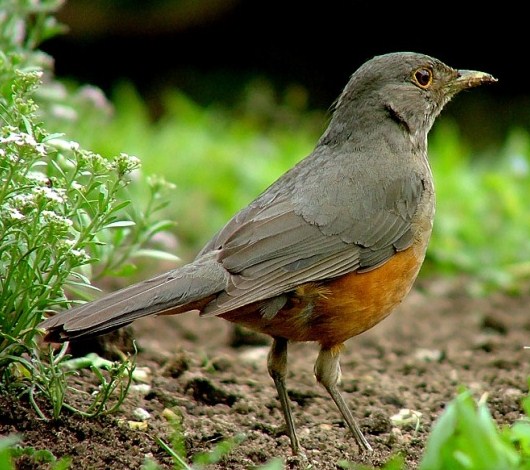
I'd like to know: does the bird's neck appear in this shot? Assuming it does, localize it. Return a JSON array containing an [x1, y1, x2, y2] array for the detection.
[[318, 102, 430, 156]]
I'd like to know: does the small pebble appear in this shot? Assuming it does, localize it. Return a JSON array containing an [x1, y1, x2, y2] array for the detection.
[[238, 347, 269, 364], [390, 408, 422, 429], [133, 407, 152, 420], [128, 420, 148, 431], [130, 383, 152, 395], [132, 366, 152, 383], [414, 348, 444, 362]]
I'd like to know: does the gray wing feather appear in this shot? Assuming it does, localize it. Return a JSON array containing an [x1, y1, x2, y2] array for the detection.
[[200, 146, 425, 316]]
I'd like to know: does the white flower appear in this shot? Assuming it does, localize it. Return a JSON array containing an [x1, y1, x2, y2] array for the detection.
[[41, 210, 73, 229], [5, 207, 24, 221], [34, 186, 65, 204], [59, 239, 75, 249], [71, 248, 89, 262], [25, 171, 49, 184], [56, 239, 90, 263], [112, 153, 141, 174], [12, 193, 36, 209], [69, 141, 80, 152], [0, 131, 46, 156]]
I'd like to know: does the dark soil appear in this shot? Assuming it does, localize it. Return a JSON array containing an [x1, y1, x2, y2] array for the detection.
[[1, 277, 529, 469]]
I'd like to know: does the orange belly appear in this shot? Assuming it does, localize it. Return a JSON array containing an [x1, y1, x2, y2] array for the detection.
[[220, 246, 424, 348]]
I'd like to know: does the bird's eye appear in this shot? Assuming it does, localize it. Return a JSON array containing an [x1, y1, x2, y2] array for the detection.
[[413, 68, 433, 88]]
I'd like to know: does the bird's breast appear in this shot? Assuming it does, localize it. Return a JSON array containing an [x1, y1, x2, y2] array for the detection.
[[220, 238, 429, 347]]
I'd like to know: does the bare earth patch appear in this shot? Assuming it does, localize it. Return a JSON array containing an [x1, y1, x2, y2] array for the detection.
[[1, 277, 529, 469]]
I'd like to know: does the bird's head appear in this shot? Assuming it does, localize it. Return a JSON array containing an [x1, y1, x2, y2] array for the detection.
[[324, 52, 497, 147]]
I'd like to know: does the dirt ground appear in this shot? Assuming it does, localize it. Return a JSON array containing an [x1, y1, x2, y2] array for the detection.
[[1, 276, 529, 469]]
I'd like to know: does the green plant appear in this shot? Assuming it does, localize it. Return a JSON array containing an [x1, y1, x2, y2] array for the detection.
[[0, 434, 71, 470], [145, 408, 283, 469], [427, 122, 530, 293], [0, 0, 175, 417], [10, 445, 71, 469], [17, 344, 136, 419], [419, 389, 529, 470], [0, 435, 19, 470], [337, 387, 530, 470]]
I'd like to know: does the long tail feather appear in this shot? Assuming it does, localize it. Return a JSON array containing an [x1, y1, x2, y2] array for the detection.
[[40, 252, 228, 341]]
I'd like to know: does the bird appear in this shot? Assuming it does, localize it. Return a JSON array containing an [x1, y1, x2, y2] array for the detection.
[[40, 52, 496, 454]]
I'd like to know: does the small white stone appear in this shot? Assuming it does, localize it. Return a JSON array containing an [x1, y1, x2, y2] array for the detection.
[[238, 347, 269, 364], [132, 366, 152, 383], [133, 407, 152, 421], [414, 348, 444, 362], [130, 383, 152, 395], [390, 408, 423, 429]]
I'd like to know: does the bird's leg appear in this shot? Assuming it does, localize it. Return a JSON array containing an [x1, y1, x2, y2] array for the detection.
[[267, 336, 300, 454], [314, 345, 373, 453]]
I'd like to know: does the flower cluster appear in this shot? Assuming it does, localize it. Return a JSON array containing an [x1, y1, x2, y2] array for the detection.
[[0, 120, 144, 321]]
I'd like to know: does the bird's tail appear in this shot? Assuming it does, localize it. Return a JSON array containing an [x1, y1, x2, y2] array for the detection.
[[40, 252, 228, 342]]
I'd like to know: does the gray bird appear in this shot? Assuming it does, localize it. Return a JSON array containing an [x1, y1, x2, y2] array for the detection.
[[40, 52, 496, 454]]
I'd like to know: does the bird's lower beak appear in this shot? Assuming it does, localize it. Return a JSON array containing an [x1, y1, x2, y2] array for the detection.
[[453, 70, 498, 90]]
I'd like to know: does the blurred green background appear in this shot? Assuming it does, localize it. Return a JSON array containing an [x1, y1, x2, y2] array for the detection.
[[39, 0, 530, 294]]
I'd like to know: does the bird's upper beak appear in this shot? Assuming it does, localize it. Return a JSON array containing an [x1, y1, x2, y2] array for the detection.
[[452, 69, 498, 91]]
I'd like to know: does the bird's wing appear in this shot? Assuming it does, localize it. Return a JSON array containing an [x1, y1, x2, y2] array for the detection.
[[201, 156, 426, 316]]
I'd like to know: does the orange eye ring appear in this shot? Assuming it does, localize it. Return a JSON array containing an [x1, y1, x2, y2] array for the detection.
[[413, 68, 433, 89]]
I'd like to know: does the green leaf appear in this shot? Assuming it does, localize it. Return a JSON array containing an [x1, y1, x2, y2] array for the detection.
[[510, 420, 530, 456], [192, 434, 246, 466], [420, 390, 520, 470], [103, 220, 136, 229], [0, 435, 19, 470], [132, 249, 180, 262]]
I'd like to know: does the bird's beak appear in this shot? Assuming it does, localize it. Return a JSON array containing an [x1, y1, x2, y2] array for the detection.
[[453, 69, 498, 90]]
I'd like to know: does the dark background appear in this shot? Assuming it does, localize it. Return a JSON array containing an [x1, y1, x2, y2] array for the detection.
[[42, 1, 527, 151]]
